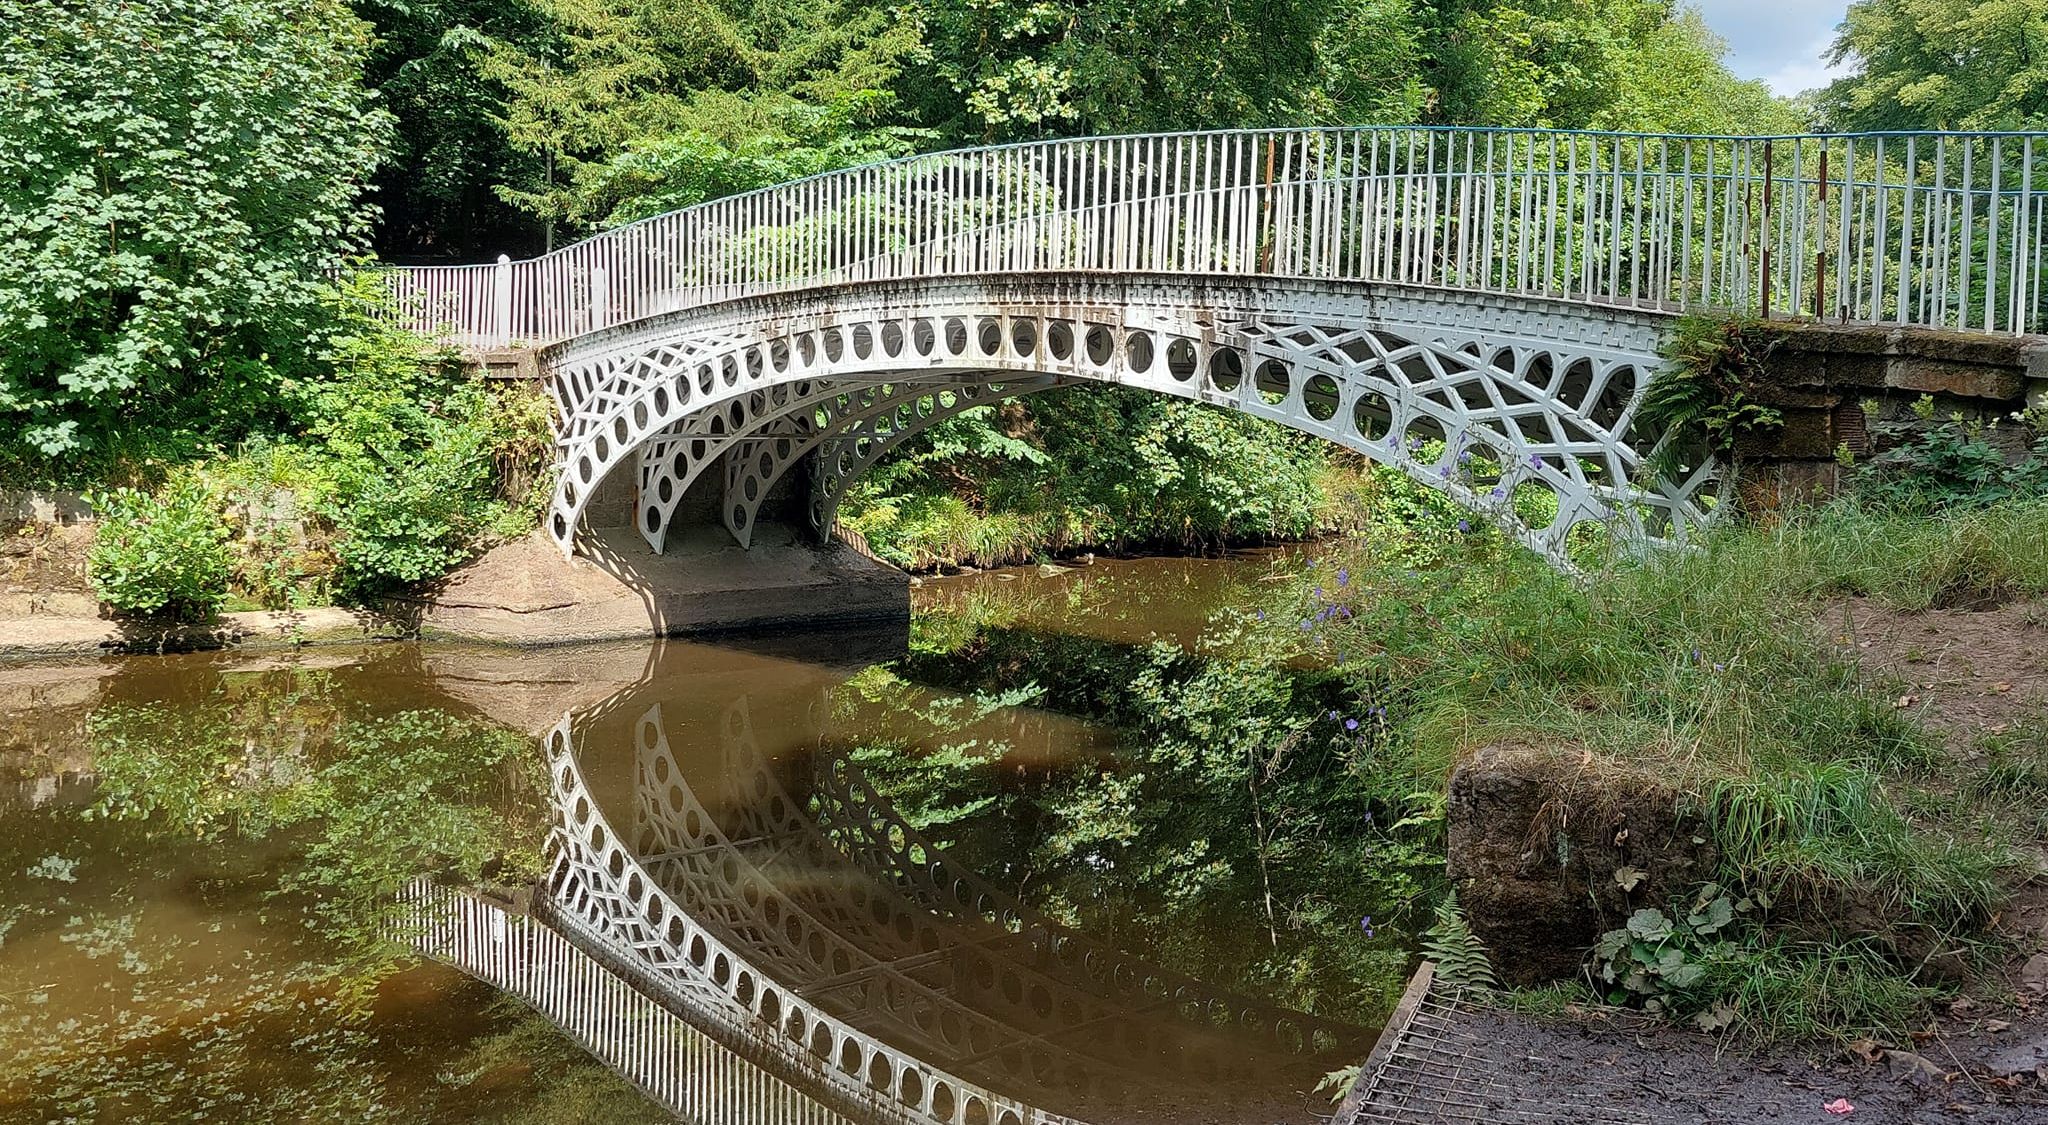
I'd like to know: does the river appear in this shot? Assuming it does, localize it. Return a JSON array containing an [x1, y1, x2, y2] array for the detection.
[[0, 546, 1415, 1123]]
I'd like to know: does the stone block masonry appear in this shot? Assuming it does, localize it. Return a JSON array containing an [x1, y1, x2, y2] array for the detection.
[[1737, 323, 2048, 508]]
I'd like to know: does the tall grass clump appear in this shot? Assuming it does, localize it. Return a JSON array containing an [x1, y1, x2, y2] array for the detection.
[[1736, 500, 2048, 610]]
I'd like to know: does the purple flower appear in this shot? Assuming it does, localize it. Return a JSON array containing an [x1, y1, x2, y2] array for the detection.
[[1328, 710, 1342, 721], [1456, 519, 1471, 533], [1489, 486, 1507, 501], [1438, 466, 1452, 479], [1336, 568, 1350, 587], [1360, 915, 1375, 938], [1300, 619, 1313, 631], [1313, 586, 1325, 600], [1713, 662, 1726, 672], [1345, 718, 1360, 731], [1255, 610, 1265, 621], [1527, 453, 1543, 468]]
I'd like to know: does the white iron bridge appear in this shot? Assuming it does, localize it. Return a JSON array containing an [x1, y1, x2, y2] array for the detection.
[[377, 127, 2048, 566]]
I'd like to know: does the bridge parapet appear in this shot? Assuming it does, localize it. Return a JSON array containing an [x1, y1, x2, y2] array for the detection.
[[388, 128, 2048, 349]]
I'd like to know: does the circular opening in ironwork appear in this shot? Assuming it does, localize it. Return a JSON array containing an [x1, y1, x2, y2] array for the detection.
[[1125, 331, 1155, 372], [1207, 349, 1243, 392], [1303, 374, 1340, 420], [1046, 322, 1074, 360], [1254, 360, 1289, 405]]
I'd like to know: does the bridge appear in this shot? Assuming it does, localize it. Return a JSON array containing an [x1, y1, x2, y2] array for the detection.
[[380, 128, 2048, 568], [401, 646, 1370, 1123]]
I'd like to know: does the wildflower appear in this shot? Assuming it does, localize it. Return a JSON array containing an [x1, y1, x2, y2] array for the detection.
[[1328, 710, 1342, 721], [1489, 486, 1507, 501], [1527, 453, 1543, 468], [1438, 466, 1452, 479], [1255, 610, 1265, 621], [1336, 567, 1349, 587], [1345, 718, 1360, 731], [1360, 915, 1375, 938], [1300, 619, 1313, 631], [1713, 662, 1726, 672], [1456, 519, 1471, 533]]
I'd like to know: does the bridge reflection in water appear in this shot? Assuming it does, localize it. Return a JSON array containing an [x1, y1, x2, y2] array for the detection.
[[406, 638, 1372, 1124]]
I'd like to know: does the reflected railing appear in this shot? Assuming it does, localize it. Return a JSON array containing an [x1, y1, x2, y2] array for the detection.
[[401, 639, 1373, 1124]]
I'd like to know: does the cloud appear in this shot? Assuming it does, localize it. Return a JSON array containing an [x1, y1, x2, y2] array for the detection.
[[1692, 1, 1851, 95]]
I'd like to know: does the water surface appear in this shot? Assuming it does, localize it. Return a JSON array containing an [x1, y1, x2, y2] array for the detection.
[[0, 545, 1408, 1123]]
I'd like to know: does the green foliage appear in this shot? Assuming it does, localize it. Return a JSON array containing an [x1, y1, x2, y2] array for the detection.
[[1429, 0, 1799, 132], [899, 0, 1427, 141], [85, 477, 233, 622], [354, 0, 553, 259], [238, 274, 554, 602], [479, 0, 923, 238], [0, 0, 390, 475], [1584, 884, 1937, 1040], [1853, 398, 2048, 514], [1688, 938, 1942, 1043], [1588, 885, 1746, 1018], [1823, 0, 2048, 130], [1421, 891, 1499, 990], [563, 92, 932, 227], [842, 385, 1338, 569], [1640, 314, 1786, 479]]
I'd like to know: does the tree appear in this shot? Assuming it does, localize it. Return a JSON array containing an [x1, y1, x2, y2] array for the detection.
[[0, 0, 391, 478], [896, 0, 1428, 142], [1822, 0, 2048, 131], [481, 0, 920, 239], [352, 0, 555, 261], [1427, 0, 1798, 134]]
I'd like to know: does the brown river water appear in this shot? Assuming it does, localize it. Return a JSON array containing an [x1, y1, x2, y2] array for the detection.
[[0, 548, 1405, 1123]]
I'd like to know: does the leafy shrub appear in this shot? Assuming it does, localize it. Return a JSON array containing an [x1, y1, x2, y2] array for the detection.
[[1588, 885, 1751, 1024], [296, 275, 555, 600], [1853, 397, 2048, 512], [0, 0, 389, 476], [86, 478, 234, 621]]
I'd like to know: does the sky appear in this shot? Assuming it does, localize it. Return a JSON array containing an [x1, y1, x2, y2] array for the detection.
[[1693, 0, 1852, 96]]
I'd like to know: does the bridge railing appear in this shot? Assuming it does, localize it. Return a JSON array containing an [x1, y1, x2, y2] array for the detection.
[[380, 128, 2048, 347]]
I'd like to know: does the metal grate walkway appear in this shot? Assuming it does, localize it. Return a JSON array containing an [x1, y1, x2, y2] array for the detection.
[[1338, 963, 1655, 1125]]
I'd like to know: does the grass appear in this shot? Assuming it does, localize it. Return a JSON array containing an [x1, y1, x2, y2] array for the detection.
[[1687, 938, 1945, 1044], [1262, 496, 2048, 1041]]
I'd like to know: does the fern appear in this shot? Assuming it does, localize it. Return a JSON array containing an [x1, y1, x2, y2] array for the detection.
[[1638, 313, 1785, 481], [1421, 891, 1500, 990], [1314, 1063, 1363, 1104]]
